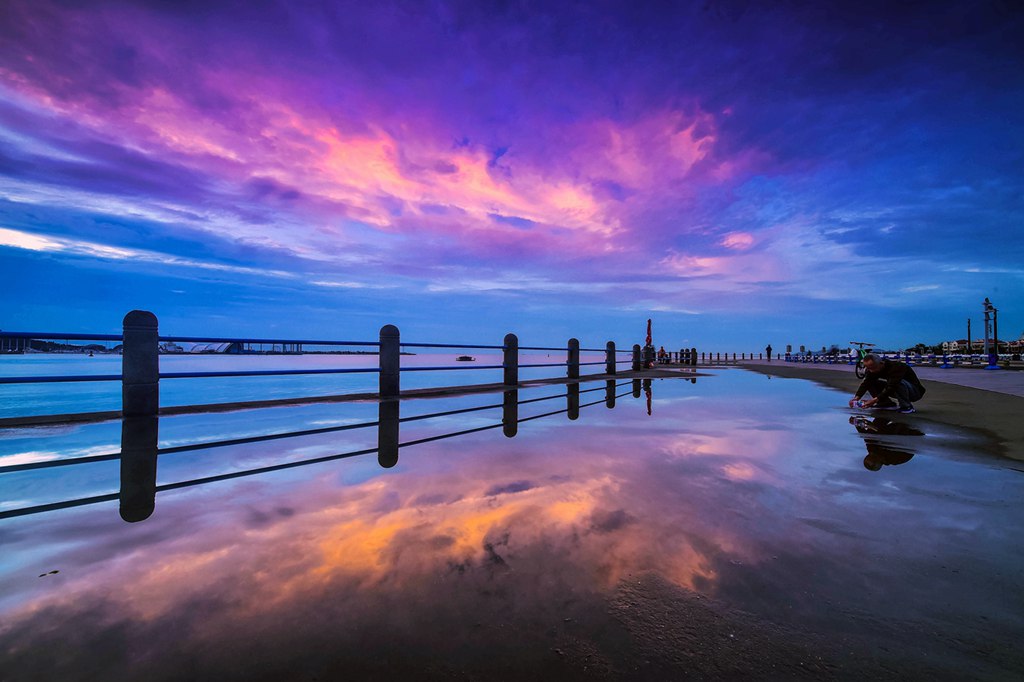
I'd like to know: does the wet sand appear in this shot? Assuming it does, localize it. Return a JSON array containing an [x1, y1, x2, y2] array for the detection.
[[741, 363, 1024, 461]]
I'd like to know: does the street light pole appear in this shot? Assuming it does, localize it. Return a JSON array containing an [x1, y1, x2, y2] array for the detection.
[[984, 297, 1000, 370]]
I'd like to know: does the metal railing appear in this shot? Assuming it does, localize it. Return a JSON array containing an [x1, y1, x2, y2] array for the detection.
[[0, 310, 673, 423]]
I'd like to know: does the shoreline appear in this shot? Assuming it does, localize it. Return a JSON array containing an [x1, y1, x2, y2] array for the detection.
[[739, 362, 1024, 461]]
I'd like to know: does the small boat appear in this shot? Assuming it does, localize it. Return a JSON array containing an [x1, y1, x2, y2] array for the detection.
[[456, 355, 476, 362]]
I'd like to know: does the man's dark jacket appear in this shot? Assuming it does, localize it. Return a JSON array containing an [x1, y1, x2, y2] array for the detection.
[[854, 360, 926, 402]]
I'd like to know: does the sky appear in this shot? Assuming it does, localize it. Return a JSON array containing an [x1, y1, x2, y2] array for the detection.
[[1, 0, 1022, 351]]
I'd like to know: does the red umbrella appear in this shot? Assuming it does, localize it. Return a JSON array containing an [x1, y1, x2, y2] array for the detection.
[[645, 318, 652, 347]]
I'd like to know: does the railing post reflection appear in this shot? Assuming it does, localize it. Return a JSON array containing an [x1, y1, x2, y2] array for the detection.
[[119, 415, 159, 523], [605, 380, 616, 408], [632, 378, 641, 398], [503, 390, 518, 438], [567, 383, 580, 420], [605, 341, 616, 375], [377, 399, 400, 468]]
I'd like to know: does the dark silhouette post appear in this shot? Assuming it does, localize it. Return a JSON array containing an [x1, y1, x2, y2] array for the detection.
[[567, 383, 580, 420], [503, 390, 518, 437], [691, 347, 697, 366], [503, 333, 519, 386], [379, 324, 400, 398], [605, 341, 616, 375], [122, 310, 159, 417], [605, 379, 616, 408], [377, 399, 399, 468], [119, 415, 159, 522], [632, 344, 641, 371], [632, 378, 641, 398], [567, 338, 580, 379]]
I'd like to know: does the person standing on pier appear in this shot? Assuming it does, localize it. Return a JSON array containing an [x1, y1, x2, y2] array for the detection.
[[765, 344, 773, 362], [848, 353, 926, 414]]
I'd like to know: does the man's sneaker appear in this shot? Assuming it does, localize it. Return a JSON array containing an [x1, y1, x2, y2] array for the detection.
[[899, 406, 916, 414]]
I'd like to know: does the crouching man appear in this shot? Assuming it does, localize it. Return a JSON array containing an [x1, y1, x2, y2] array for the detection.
[[848, 353, 926, 414]]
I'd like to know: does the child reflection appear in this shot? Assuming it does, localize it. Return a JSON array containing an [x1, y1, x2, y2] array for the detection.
[[849, 416, 923, 471]]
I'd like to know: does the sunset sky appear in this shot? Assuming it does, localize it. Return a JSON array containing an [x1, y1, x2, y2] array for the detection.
[[1, 0, 1022, 350]]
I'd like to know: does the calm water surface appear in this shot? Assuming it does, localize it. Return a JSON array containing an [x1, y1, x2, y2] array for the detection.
[[1, 368, 1022, 680]]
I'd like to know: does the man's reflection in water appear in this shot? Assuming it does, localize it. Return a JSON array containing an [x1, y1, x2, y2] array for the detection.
[[849, 416, 923, 471]]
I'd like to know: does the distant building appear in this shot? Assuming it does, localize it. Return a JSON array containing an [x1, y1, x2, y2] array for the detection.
[[160, 342, 185, 354], [189, 342, 244, 354]]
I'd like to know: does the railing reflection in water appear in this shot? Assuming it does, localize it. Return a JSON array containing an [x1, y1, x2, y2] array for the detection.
[[1, 377, 697, 523]]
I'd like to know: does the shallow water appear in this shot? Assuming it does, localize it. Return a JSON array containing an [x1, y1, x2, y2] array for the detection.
[[1, 368, 1022, 679]]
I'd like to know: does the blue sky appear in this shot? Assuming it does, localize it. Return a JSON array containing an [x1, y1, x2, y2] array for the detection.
[[1, 0, 1022, 350]]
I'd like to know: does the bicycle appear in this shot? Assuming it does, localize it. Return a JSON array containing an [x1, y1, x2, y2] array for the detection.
[[849, 341, 876, 379]]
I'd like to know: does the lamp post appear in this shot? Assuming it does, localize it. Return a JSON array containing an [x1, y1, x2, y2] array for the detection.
[[984, 298, 1000, 370]]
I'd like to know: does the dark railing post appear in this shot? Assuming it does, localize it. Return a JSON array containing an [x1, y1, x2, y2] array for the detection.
[[605, 341, 616, 375], [379, 324, 400, 398], [567, 338, 580, 379], [691, 348, 696, 366], [632, 344, 641, 371], [605, 379, 616, 408], [504, 333, 519, 386], [122, 310, 159, 417]]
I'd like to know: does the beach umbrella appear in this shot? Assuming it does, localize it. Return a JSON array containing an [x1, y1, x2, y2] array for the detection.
[[645, 318, 652, 347]]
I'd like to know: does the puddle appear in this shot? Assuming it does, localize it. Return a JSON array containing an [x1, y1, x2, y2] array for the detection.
[[1, 369, 1022, 679]]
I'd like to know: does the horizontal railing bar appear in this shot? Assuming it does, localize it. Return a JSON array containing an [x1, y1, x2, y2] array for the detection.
[[519, 362, 568, 368], [160, 368, 379, 379], [0, 331, 122, 341], [579, 361, 605, 366], [0, 451, 122, 472], [400, 342, 506, 350], [0, 492, 122, 519], [159, 335, 379, 346], [0, 374, 122, 384], [517, 345, 567, 351], [400, 401, 502, 423], [400, 365, 505, 372]]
